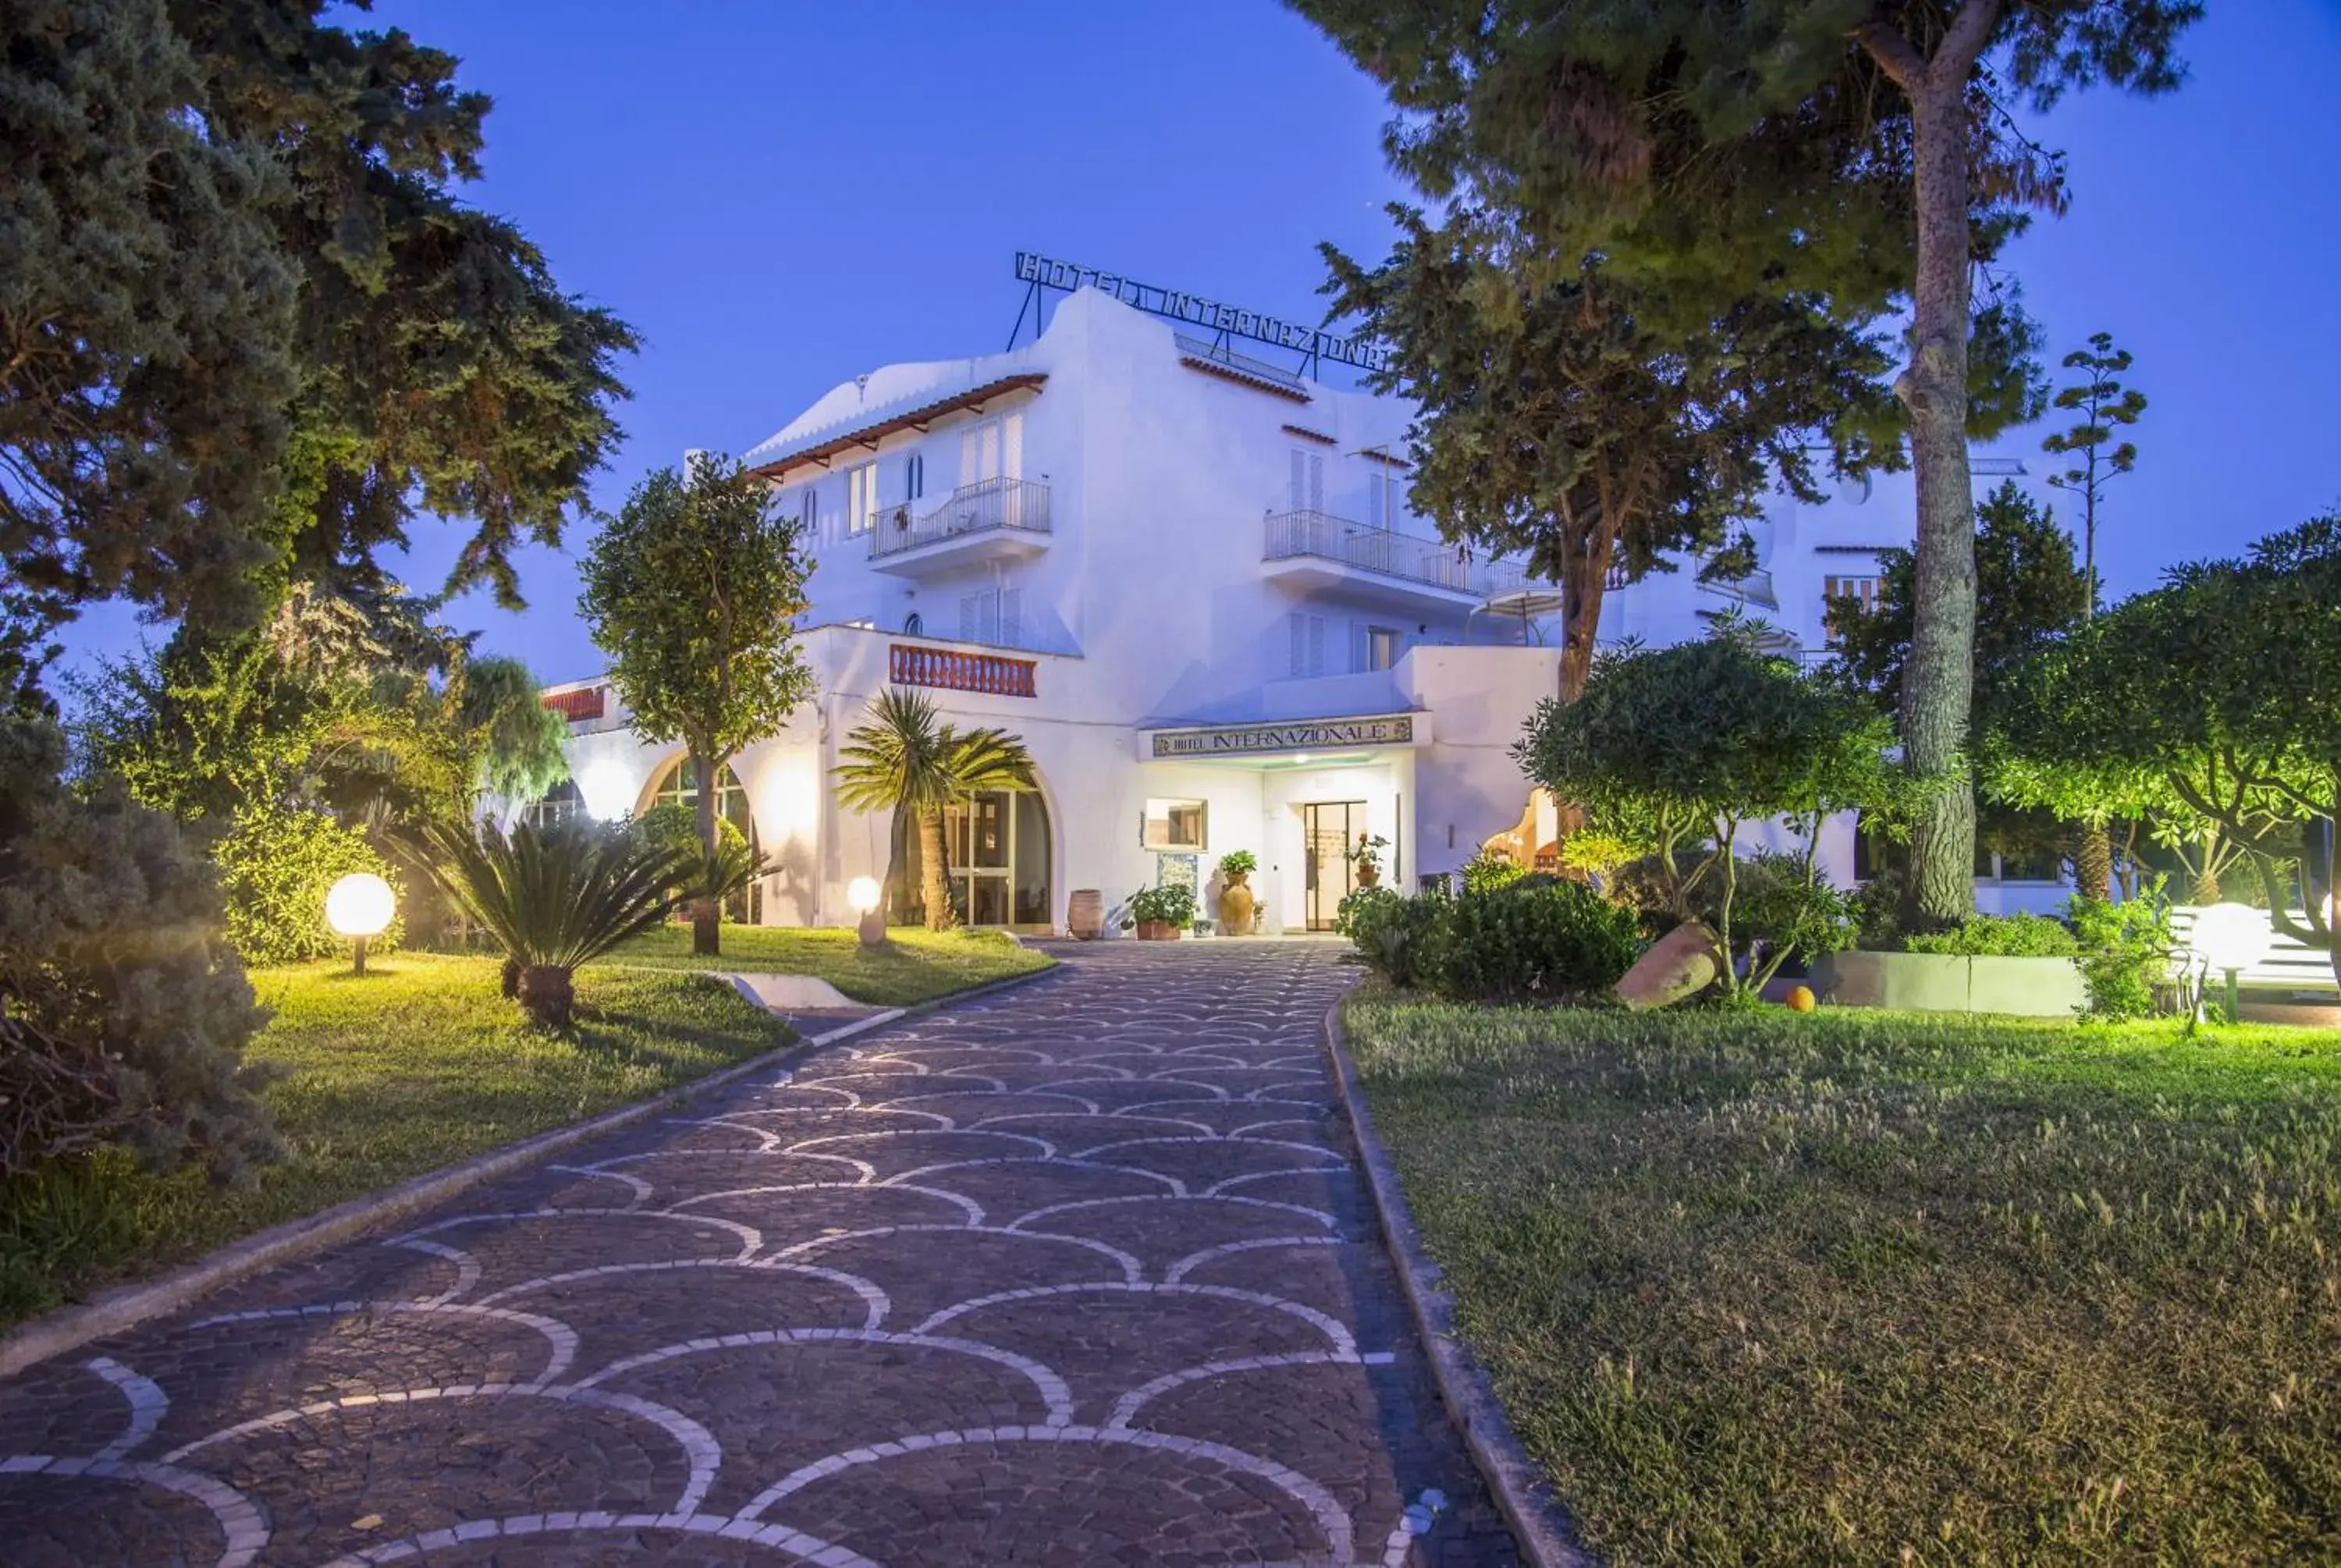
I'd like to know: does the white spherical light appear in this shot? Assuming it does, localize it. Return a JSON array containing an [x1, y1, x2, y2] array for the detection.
[[325, 873, 396, 938], [847, 876, 883, 915], [2190, 901, 2272, 975]]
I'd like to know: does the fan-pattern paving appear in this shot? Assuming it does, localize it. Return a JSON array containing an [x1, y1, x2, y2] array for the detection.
[[0, 942, 1519, 1566]]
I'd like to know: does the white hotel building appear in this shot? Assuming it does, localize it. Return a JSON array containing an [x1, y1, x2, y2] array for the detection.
[[543, 280, 2057, 932]]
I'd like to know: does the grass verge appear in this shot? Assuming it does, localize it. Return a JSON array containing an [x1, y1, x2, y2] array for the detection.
[[606, 924, 1053, 1006], [1345, 992, 2341, 1566], [0, 954, 794, 1326]]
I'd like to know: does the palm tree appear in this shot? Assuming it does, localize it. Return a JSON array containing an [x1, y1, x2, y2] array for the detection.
[[832, 690, 1036, 930]]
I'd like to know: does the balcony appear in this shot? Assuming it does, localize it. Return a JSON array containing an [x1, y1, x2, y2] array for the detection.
[[867, 477, 1051, 574], [1263, 510, 1486, 610], [888, 641, 1039, 699]]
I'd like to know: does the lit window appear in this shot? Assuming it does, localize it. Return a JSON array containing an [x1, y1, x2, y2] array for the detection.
[[1364, 626, 1401, 672], [847, 463, 879, 534], [1824, 573, 1882, 634], [1142, 797, 1208, 850]]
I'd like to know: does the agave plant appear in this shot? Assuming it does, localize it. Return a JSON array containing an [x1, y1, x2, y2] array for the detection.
[[423, 820, 690, 1027]]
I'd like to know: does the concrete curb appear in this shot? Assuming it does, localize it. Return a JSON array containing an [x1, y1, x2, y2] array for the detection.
[[0, 960, 1060, 1380], [1322, 1002, 1597, 1568]]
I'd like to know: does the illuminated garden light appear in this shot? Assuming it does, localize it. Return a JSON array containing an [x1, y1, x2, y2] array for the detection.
[[325, 872, 396, 976]]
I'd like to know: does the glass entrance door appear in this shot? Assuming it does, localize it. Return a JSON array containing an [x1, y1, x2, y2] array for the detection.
[[1302, 801, 1366, 932], [890, 788, 1053, 930]]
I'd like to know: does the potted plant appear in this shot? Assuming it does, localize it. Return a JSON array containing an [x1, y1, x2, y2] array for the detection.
[[1216, 850, 1258, 936], [1130, 883, 1197, 941], [1348, 832, 1390, 889]]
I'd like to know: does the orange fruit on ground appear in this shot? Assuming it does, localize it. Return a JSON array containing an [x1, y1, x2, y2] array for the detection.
[[1785, 984, 1817, 1013]]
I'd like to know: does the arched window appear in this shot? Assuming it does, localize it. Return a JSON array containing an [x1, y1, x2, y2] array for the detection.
[[646, 757, 761, 922], [904, 611, 923, 637]]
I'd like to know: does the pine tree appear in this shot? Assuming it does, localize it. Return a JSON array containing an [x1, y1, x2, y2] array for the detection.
[[2042, 333, 2147, 618], [1290, 0, 2201, 928]]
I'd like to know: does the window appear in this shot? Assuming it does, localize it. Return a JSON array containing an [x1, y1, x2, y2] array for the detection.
[[1824, 573, 1882, 634], [1288, 449, 1325, 513], [1362, 625, 1401, 672], [960, 412, 1023, 486], [1142, 797, 1208, 850], [846, 463, 879, 535], [959, 584, 1022, 646], [796, 486, 818, 536], [1288, 612, 1327, 677], [904, 452, 925, 502], [904, 611, 923, 637]]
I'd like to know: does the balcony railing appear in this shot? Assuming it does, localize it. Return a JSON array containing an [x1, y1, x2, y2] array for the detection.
[[889, 641, 1038, 698], [869, 477, 1052, 559], [1264, 510, 1475, 592]]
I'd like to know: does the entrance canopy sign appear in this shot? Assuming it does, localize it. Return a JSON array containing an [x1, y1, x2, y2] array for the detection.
[[1012, 251, 1391, 375], [1147, 714, 1419, 761]]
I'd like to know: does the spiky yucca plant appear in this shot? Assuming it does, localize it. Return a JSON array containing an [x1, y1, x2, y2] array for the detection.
[[424, 820, 689, 1027]]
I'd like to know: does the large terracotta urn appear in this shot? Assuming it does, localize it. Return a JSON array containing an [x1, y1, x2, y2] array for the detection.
[[1067, 889, 1105, 941], [1217, 873, 1256, 936]]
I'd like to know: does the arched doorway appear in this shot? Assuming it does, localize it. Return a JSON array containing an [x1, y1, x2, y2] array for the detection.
[[645, 756, 762, 923], [890, 788, 1051, 930]]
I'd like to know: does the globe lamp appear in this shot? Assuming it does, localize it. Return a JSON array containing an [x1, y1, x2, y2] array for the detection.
[[848, 875, 886, 948], [325, 872, 396, 976], [2190, 902, 2272, 1024]]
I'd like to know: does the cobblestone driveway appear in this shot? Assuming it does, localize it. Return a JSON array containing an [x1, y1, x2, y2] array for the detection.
[[0, 942, 1519, 1566]]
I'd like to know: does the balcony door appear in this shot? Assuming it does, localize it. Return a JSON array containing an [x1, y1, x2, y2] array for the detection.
[[1302, 800, 1366, 931]]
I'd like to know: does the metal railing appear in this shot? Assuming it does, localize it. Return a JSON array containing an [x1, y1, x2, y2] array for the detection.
[[1698, 566, 1780, 610], [1173, 334, 1309, 393], [868, 477, 1053, 560], [1263, 510, 1475, 592]]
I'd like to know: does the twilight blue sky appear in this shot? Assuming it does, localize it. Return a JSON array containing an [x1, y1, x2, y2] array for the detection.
[[62, 0, 2341, 688]]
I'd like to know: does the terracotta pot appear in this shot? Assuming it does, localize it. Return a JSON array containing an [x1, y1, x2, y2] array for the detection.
[[1217, 874, 1256, 935], [1136, 920, 1181, 942], [1067, 889, 1105, 941], [1355, 861, 1380, 889]]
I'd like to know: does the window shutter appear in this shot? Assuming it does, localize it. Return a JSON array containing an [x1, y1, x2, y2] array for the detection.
[[960, 594, 981, 642], [1002, 411, 1023, 481], [1289, 450, 1306, 512], [999, 587, 1021, 647], [1308, 453, 1325, 512], [960, 427, 980, 487], [1366, 470, 1385, 529], [1289, 612, 1326, 678], [1349, 622, 1369, 673]]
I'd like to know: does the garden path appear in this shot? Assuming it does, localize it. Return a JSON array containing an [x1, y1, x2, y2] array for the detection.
[[0, 942, 1519, 1566]]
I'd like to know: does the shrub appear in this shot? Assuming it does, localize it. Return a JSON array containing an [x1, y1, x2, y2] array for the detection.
[[1418, 881, 1643, 1002], [1903, 912, 2080, 958], [213, 802, 403, 965], [423, 819, 690, 1027], [2071, 887, 2175, 1020], [1459, 850, 1527, 896], [1341, 887, 1444, 987], [1128, 883, 1197, 927], [1554, 829, 1642, 885], [0, 715, 277, 1184], [1730, 853, 1856, 970]]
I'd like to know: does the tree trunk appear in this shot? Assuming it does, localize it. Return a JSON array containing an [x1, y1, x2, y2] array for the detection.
[[2073, 824, 2113, 903], [1891, 64, 1984, 935], [1554, 519, 1614, 703], [919, 807, 954, 930], [517, 964, 575, 1029], [690, 745, 721, 956]]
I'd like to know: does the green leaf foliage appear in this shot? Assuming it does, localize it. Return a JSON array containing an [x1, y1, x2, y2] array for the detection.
[[1346, 881, 1640, 1002], [1518, 630, 1892, 993], [214, 804, 403, 967], [1128, 884, 1199, 928], [1902, 912, 2080, 958], [831, 689, 1037, 931], [0, 715, 276, 1184]]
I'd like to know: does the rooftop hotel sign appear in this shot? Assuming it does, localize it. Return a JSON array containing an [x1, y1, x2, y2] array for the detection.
[[1149, 714, 1418, 761], [1014, 251, 1391, 374]]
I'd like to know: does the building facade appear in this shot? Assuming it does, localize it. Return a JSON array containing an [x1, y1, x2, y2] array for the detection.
[[542, 284, 2058, 931]]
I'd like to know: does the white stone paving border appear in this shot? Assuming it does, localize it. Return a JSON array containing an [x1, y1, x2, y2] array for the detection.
[[1321, 1002, 1596, 1568], [0, 962, 1062, 1380], [0, 1453, 269, 1568]]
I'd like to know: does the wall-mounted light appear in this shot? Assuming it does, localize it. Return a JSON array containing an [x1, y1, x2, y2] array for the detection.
[[325, 873, 395, 976]]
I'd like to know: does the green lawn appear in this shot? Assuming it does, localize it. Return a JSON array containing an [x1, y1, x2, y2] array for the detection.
[[1345, 992, 2341, 1566], [606, 924, 1053, 1006], [0, 954, 794, 1325]]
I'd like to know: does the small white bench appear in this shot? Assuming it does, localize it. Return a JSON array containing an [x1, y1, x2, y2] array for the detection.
[[2169, 906, 2340, 996]]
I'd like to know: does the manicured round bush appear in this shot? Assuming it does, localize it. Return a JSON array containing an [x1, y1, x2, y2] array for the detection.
[[214, 804, 402, 965], [1460, 850, 1528, 896], [1418, 880, 1643, 1002]]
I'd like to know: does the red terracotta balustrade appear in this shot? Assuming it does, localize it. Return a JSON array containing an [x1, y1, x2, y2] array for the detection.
[[889, 643, 1038, 698]]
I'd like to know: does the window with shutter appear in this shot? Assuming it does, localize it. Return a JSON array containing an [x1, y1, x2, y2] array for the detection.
[[1289, 612, 1327, 678], [846, 463, 879, 534]]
